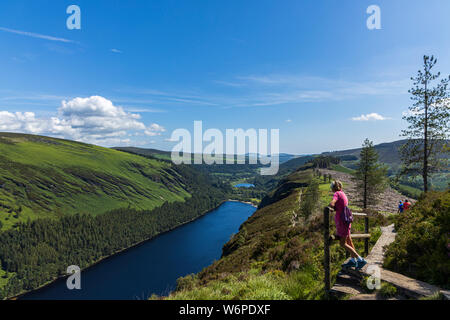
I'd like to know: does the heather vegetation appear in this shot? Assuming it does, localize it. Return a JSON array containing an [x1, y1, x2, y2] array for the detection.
[[384, 190, 450, 288]]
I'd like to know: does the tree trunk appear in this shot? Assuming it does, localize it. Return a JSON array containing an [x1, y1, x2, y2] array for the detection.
[[423, 81, 429, 192], [363, 154, 368, 209], [363, 175, 367, 209]]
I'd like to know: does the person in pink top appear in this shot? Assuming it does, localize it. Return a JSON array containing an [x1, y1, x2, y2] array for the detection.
[[329, 180, 367, 269]]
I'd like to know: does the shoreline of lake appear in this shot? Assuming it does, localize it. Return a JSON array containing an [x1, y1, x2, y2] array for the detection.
[[10, 199, 256, 300]]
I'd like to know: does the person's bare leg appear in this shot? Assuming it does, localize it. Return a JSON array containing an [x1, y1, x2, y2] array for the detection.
[[340, 236, 358, 258], [346, 236, 356, 252], [346, 236, 360, 259]]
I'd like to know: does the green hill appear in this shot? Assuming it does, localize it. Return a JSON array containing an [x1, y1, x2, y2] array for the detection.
[[0, 132, 189, 230]]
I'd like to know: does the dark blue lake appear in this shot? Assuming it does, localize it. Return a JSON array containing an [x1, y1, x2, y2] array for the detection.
[[20, 201, 256, 300]]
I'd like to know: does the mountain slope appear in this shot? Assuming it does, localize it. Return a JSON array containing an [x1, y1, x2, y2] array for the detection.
[[0, 133, 189, 230], [161, 165, 388, 300]]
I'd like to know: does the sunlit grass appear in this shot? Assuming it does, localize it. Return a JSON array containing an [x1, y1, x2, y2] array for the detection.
[[0, 133, 189, 231]]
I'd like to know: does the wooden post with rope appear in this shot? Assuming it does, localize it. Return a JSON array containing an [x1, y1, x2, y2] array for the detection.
[[323, 206, 331, 299]]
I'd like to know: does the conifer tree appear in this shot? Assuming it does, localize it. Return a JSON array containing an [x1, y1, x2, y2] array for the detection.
[[354, 139, 388, 208], [400, 55, 450, 192]]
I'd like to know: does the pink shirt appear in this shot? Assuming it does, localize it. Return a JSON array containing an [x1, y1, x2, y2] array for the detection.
[[333, 190, 351, 237], [333, 191, 348, 219]]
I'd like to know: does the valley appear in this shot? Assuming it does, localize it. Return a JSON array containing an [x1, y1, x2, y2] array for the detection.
[[0, 133, 447, 300]]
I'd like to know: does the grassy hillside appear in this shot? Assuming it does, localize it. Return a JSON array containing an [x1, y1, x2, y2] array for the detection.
[[0, 133, 189, 230], [157, 166, 388, 300]]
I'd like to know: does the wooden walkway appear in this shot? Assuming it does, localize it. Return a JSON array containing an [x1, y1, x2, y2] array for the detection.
[[331, 224, 448, 300]]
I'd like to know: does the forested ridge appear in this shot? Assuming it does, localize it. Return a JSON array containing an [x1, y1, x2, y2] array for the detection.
[[0, 164, 229, 299]]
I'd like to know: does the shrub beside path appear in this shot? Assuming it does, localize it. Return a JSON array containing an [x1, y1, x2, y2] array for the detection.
[[331, 221, 449, 300]]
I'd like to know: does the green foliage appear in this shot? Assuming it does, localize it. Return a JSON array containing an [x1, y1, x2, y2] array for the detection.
[[308, 155, 340, 169], [383, 190, 450, 288], [419, 292, 445, 300], [163, 271, 293, 300], [330, 164, 355, 175], [300, 178, 320, 218], [390, 180, 422, 199], [378, 282, 397, 298], [354, 139, 388, 208]]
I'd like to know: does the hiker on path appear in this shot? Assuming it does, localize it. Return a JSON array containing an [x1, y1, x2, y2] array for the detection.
[[403, 199, 411, 211], [398, 201, 404, 213], [329, 180, 367, 270]]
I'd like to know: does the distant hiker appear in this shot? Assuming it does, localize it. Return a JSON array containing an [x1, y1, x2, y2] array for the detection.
[[403, 199, 411, 211], [329, 180, 367, 270], [398, 201, 404, 213]]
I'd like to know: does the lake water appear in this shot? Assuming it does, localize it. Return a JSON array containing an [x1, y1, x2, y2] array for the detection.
[[234, 183, 255, 188], [20, 201, 256, 300]]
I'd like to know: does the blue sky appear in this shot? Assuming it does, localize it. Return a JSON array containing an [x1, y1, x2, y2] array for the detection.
[[0, 0, 449, 154]]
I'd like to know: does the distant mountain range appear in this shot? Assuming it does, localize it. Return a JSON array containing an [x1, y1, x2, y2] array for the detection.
[[114, 147, 301, 164], [116, 140, 409, 169], [321, 140, 408, 170]]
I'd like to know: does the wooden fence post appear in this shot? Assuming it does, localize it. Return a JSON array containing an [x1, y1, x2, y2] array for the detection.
[[364, 216, 369, 257], [323, 207, 331, 299]]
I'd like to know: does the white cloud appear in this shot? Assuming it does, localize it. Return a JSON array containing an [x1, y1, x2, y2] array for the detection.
[[285, 119, 292, 123], [351, 113, 390, 121], [0, 96, 165, 146], [110, 48, 122, 54], [145, 123, 166, 136]]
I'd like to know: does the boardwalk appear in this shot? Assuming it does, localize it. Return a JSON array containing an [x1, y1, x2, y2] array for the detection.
[[331, 224, 447, 300]]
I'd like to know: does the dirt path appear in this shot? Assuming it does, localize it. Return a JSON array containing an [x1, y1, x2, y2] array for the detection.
[[319, 169, 416, 213]]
